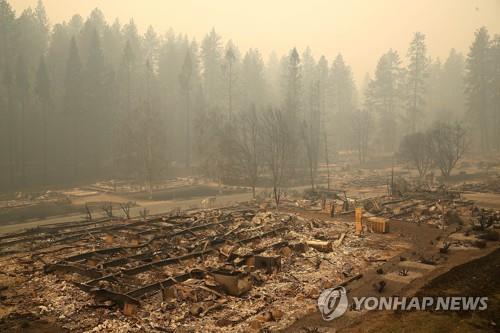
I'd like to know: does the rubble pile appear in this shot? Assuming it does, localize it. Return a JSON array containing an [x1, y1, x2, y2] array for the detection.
[[458, 177, 500, 194], [359, 184, 471, 226], [359, 185, 500, 251], [319, 166, 390, 189], [0, 204, 400, 332]]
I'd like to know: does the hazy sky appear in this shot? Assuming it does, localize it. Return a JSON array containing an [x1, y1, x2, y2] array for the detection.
[[10, 0, 500, 83]]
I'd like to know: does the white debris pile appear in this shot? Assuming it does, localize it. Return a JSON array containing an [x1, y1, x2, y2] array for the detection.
[[251, 211, 278, 224], [127, 215, 397, 332], [84, 319, 139, 333], [0, 204, 410, 332], [33, 276, 92, 318]]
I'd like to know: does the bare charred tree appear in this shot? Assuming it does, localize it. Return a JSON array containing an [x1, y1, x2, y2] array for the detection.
[[397, 132, 433, 178], [120, 202, 132, 219], [428, 122, 468, 178], [260, 107, 293, 209], [102, 202, 113, 217]]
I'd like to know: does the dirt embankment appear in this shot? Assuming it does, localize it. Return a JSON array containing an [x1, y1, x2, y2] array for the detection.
[[354, 247, 500, 333], [286, 244, 500, 333]]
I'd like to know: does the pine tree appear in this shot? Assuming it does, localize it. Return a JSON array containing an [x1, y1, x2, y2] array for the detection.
[[67, 14, 83, 37], [115, 39, 137, 174], [0, 1, 17, 188], [34, 0, 49, 52], [15, 55, 29, 186], [440, 49, 465, 121], [465, 27, 491, 152], [64, 37, 83, 179], [330, 54, 355, 115], [85, 28, 106, 176], [121, 40, 136, 116], [317, 55, 328, 125], [122, 19, 141, 63], [102, 19, 123, 72], [301, 47, 317, 119], [86, 29, 105, 105], [201, 28, 223, 110], [16, 5, 48, 69], [179, 50, 193, 167], [281, 48, 302, 175], [316, 55, 330, 187], [370, 49, 404, 151], [425, 57, 443, 119], [0, 0, 16, 70], [46, 24, 70, 114], [143, 26, 159, 69], [158, 29, 180, 119], [224, 41, 237, 119], [329, 54, 356, 149], [87, 8, 106, 35], [3, 64, 15, 187], [241, 48, 266, 110], [285, 48, 301, 118], [406, 32, 428, 133], [265, 51, 281, 107], [490, 36, 500, 149], [35, 55, 50, 185]]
